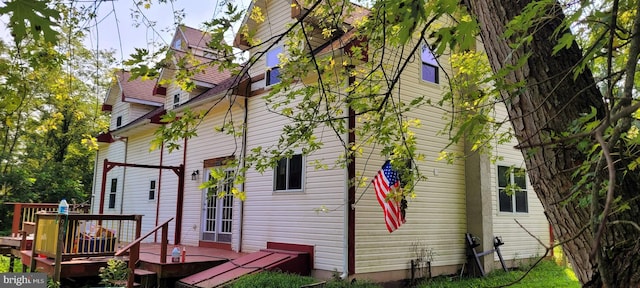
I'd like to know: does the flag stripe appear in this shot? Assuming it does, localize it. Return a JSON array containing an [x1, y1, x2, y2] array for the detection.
[[373, 161, 404, 233]]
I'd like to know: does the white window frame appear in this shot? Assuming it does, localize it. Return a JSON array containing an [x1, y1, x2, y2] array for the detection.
[[265, 46, 283, 87], [421, 44, 439, 84], [109, 178, 117, 209], [148, 180, 157, 201], [497, 165, 529, 214], [273, 154, 304, 192]]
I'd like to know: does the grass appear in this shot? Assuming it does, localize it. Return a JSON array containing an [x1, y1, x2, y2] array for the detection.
[[420, 260, 579, 288], [228, 271, 382, 288], [230, 260, 577, 288]]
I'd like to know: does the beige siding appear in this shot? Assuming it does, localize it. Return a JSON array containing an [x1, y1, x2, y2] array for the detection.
[[112, 101, 129, 130], [129, 103, 157, 122], [181, 101, 246, 247], [491, 104, 550, 261], [242, 87, 347, 271], [92, 140, 127, 214], [157, 135, 182, 244], [354, 50, 468, 274], [120, 128, 162, 241]]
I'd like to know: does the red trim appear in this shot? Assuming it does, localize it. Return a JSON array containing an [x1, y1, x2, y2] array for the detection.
[[345, 36, 369, 62], [153, 85, 167, 96], [101, 104, 113, 112], [199, 241, 232, 250], [150, 110, 166, 124], [97, 132, 115, 143], [154, 143, 164, 242], [267, 242, 314, 270], [347, 73, 356, 275]]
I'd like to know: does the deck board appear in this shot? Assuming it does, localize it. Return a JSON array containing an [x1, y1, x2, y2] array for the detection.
[[19, 242, 245, 280], [178, 250, 305, 288]]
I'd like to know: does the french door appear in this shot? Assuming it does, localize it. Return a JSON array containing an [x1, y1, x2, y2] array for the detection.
[[201, 170, 233, 243]]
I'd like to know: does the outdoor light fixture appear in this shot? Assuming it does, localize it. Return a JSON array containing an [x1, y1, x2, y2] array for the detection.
[[191, 170, 199, 181]]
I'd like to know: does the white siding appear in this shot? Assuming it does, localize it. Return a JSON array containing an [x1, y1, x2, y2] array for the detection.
[[181, 101, 246, 247], [491, 104, 550, 261], [242, 91, 347, 271], [92, 140, 126, 214], [158, 133, 182, 244], [354, 49, 467, 273], [120, 128, 162, 240]]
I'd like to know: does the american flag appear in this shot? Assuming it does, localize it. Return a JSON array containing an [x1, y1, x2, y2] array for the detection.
[[373, 160, 405, 233]]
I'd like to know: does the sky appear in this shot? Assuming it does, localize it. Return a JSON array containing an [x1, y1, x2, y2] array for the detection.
[[83, 0, 250, 65]]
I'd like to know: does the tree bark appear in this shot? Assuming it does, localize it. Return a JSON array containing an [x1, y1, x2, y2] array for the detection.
[[463, 0, 640, 286]]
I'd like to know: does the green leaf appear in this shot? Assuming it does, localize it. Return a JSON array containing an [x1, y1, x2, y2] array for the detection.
[[0, 0, 61, 44]]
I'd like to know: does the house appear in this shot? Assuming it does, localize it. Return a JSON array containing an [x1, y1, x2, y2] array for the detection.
[[91, 2, 551, 284]]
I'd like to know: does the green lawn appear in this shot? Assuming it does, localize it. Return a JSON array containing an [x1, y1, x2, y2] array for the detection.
[[420, 260, 579, 288], [230, 260, 577, 288]]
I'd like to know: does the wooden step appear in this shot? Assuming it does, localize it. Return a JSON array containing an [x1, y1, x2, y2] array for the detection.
[[134, 268, 157, 288]]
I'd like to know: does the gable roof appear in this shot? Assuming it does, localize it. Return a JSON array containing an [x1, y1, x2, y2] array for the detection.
[[177, 25, 213, 50], [104, 71, 164, 106], [171, 51, 232, 86], [233, 1, 370, 50]]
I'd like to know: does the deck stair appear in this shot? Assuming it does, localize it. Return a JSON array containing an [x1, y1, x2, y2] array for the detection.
[[134, 268, 157, 288], [176, 249, 310, 288]]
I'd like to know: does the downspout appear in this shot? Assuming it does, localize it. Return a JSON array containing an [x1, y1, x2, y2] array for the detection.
[[238, 95, 249, 252], [91, 148, 100, 214], [344, 71, 357, 278], [119, 137, 129, 214]]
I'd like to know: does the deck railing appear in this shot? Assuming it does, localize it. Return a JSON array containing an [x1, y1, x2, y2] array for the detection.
[[30, 212, 142, 282], [115, 217, 173, 288], [6, 202, 90, 236]]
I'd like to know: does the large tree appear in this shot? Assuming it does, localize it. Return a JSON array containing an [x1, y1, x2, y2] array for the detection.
[[2, 0, 639, 286]]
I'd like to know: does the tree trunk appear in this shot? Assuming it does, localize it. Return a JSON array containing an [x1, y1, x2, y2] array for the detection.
[[463, 0, 640, 286]]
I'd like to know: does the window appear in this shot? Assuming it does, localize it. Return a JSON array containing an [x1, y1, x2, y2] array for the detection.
[[109, 178, 117, 209], [173, 94, 181, 108], [274, 154, 303, 191], [421, 45, 439, 84], [498, 166, 528, 213], [116, 116, 122, 127], [148, 180, 156, 200], [266, 46, 283, 86], [174, 39, 182, 50]]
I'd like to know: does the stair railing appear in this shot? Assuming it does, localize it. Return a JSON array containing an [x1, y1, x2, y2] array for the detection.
[[115, 217, 174, 288]]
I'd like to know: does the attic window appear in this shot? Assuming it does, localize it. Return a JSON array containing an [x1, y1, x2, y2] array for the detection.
[[173, 94, 181, 108], [174, 39, 182, 50], [421, 45, 439, 84], [266, 46, 282, 86]]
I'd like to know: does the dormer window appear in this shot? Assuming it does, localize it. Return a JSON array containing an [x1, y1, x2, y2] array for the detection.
[[174, 39, 182, 50], [173, 94, 181, 108], [266, 46, 282, 86], [421, 45, 439, 84]]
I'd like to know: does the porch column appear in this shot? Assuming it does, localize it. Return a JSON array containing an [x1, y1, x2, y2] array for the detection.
[[464, 142, 494, 274]]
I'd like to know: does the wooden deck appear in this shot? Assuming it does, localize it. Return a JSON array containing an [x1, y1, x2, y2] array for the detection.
[[20, 242, 246, 284]]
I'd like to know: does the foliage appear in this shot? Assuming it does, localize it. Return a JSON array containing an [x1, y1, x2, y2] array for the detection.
[[0, 4, 111, 233], [99, 259, 130, 287], [228, 271, 318, 288], [229, 271, 382, 288], [420, 260, 578, 288], [2, 0, 640, 286]]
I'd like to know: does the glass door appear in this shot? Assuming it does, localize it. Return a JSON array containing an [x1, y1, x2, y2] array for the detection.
[[202, 170, 233, 243]]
